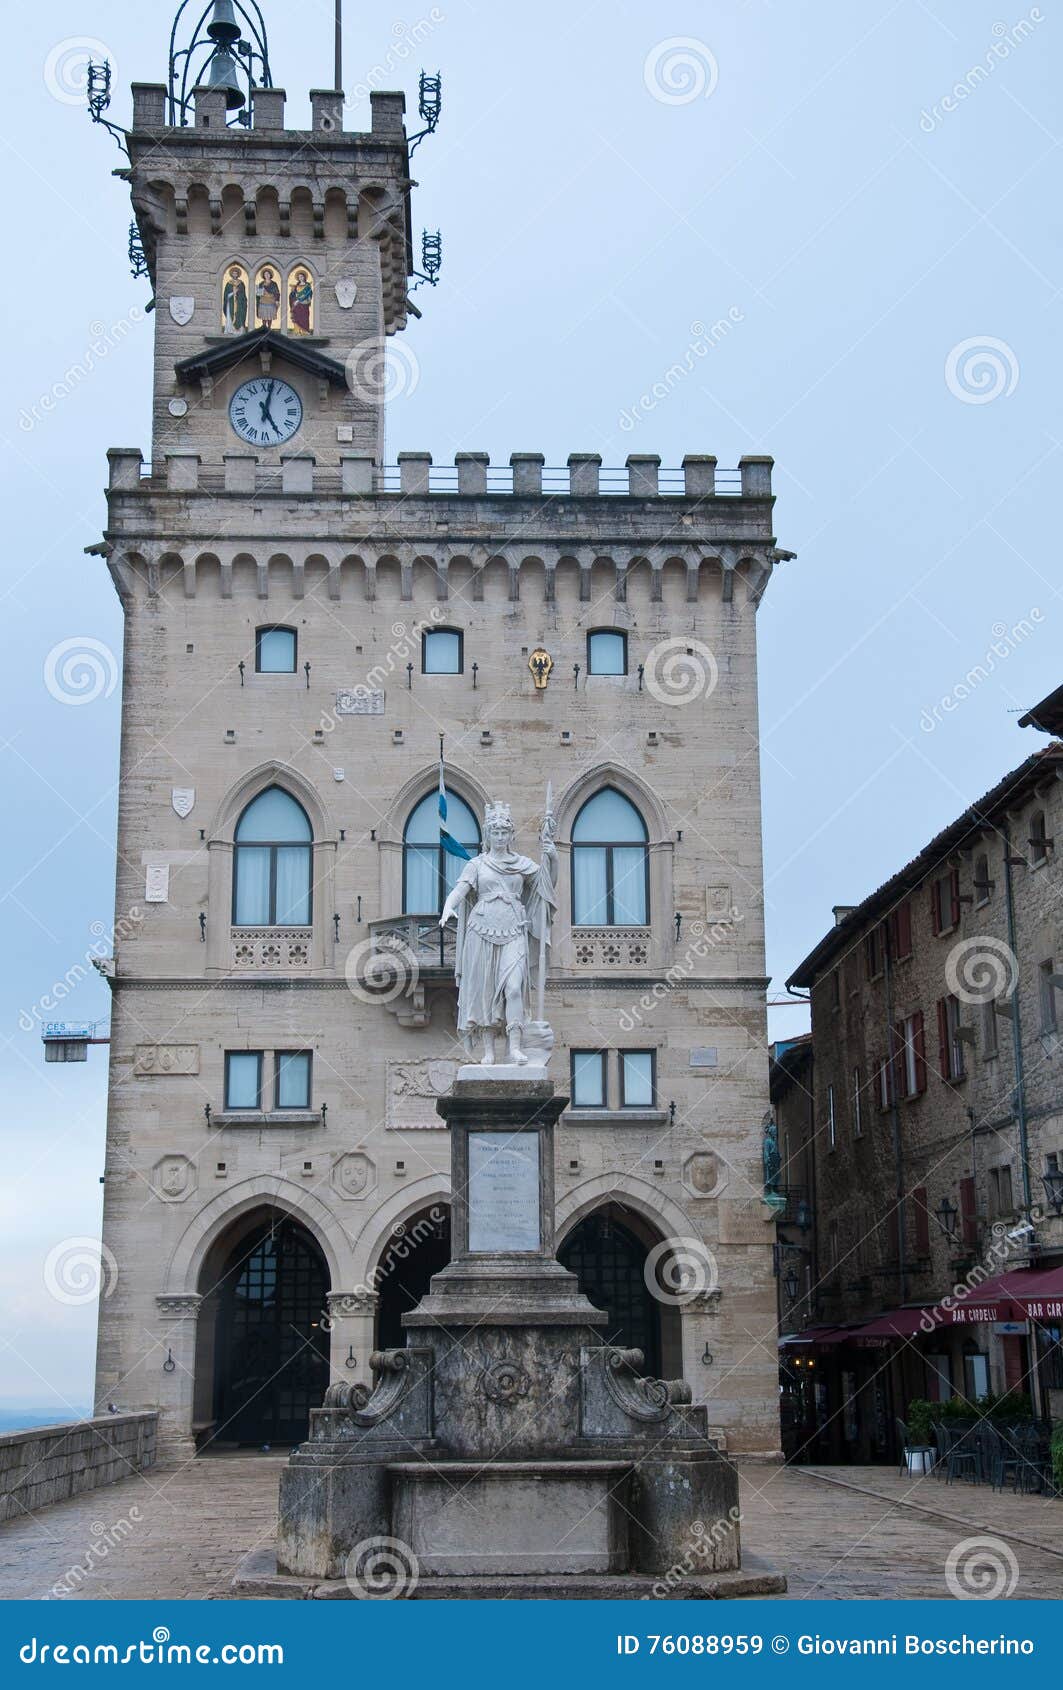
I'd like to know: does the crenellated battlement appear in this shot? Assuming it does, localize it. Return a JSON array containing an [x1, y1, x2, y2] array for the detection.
[[107, 448, 773, 501]]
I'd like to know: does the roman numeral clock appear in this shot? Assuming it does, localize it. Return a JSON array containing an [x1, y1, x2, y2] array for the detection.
[[229, 376, 303, 447]]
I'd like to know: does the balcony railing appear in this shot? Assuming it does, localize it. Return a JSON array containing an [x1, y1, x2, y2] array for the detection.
[[367, 914, 457, 979]]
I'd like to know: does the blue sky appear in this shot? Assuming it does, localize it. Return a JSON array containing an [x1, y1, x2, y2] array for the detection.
[[3, 0, 1060, 1412]]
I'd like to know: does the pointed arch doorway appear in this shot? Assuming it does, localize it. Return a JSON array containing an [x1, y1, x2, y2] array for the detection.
[[209, 1211, 330, 1446]]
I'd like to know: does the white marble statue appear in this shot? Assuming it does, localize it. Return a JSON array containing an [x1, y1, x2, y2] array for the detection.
[[439, 794, 558, 1066]]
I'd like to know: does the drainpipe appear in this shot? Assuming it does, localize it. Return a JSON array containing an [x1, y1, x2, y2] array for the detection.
[[882, 921, 906, 1303], [1001, 823, 1033, 1222], [1000, 824, 1043, 1419]]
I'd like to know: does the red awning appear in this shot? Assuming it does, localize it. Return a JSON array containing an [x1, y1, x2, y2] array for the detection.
[[934, 1264, 1063, 1325], [847, 1307, 939, 1345]]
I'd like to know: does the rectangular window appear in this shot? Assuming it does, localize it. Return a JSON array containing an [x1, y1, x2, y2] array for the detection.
[[865, 926, 882, 980], [275, 1051, 312, 1109], [988, 1165, 1014, 1221], [852, 1066, 863, 1137], [225, 1051, 262, 1110], [587, 630, 628, 675], [930, 868, 960, 936], [620, 1050, 656, 1108], [571, 1050, 607, 1108], [937, 995, 966, 1081], [889, 900, 913, 961], [422, 628, 463, 673], [964, 1351, 990, 1400], [1040, 960, 1058, 1034], [900, 1011, 926, 1098], [256, 627, 297, 673], [827, 1083, 836, 1149]]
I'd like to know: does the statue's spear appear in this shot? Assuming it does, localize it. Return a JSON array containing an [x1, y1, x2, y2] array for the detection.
[[536, 781, 555, 1025]]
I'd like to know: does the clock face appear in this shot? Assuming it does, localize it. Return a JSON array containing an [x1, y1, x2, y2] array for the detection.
[[228, 377, 303, 447]]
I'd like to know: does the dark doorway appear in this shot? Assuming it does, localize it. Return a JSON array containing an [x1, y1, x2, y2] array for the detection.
[[375, 1207, 451, 1351], [558, 1211, 662, 1376], [213, 1215, 329, 1445]]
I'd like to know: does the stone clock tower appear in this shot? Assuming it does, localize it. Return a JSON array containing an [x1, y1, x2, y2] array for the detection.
[[94, 15, 789, 1467]]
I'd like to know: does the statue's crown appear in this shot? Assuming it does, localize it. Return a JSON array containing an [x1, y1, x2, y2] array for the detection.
[[484, 801, 513, 830]]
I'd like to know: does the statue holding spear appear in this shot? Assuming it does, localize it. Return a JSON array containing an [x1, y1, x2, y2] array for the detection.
[[439, 783, 558, 1068]]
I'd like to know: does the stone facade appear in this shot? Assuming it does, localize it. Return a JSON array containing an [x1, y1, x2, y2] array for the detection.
[[92, 71, 786, 1461], [787, 735, 1063, 1456]]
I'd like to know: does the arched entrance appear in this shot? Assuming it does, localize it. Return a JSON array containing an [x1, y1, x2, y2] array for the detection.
[[374, 1206, 451, 1351], [209, 1211, 330, 1446], [558, 1207, 678, 1377]]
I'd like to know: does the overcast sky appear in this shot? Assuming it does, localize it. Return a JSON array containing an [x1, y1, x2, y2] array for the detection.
[[3, 0, 1059, 1413]]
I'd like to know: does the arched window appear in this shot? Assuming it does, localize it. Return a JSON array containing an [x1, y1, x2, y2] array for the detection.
[[403, 790, 480, 913], [233, 787, 313, 925], [571, 788, 649, 925]]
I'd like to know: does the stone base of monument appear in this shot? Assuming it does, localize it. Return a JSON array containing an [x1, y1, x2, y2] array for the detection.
[[260, 1077, 785, 1601]]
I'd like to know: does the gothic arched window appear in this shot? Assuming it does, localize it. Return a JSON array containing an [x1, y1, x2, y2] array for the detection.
[[233, 787, 313, 926], [403, 790, 480, 913], [571, 788, 649, 926]]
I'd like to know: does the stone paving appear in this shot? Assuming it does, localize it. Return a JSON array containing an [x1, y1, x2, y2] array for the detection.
[[0, 1456, 1059, 1601]]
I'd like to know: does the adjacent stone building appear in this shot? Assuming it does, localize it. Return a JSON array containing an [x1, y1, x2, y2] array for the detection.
[[785, 721, 1063, 1462], [91, 24, 788, 1461]]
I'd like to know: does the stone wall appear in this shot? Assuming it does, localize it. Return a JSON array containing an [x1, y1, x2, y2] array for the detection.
[[792, 743, 1063, 1395], [0, 1414, 157, 1523]]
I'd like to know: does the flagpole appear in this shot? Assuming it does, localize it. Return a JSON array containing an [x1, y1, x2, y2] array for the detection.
[[334, 0, 343, 91], [536, 781, 554, 1025]]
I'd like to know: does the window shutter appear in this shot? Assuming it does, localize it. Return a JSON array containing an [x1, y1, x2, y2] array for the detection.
[[930, 880, 941, 937], [949, 868, 961, 928], [936, 998, 949, 1078], [913, 1010, 927, 1093], [913, 1186, 930, 1257], [892, 900, 911, 958], [959, 1176, 977, 1248]]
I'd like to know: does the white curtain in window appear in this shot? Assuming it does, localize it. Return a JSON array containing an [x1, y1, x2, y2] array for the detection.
[[275, 846, 311, 925], [405, 846, 439, 913], [234, 847, 271, 925], [573, 849, 609, 925], [612, 847, 648, 924]]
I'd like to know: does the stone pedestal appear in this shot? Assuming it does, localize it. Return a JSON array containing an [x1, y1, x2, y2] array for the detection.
[[273, 1075, 755, 1596]]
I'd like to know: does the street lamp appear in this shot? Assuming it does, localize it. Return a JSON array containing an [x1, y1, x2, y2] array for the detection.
[[1041, 1165, 1063, 1217], [783, 1267, 800, 1303], [933, 1196, 959, 1242]]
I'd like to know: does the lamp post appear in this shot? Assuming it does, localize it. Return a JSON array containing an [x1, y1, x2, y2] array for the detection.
[[933, 1195, 959, 1243], [1041, 1165, 1063, 1217], [783, 1266, 800, 1304]]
